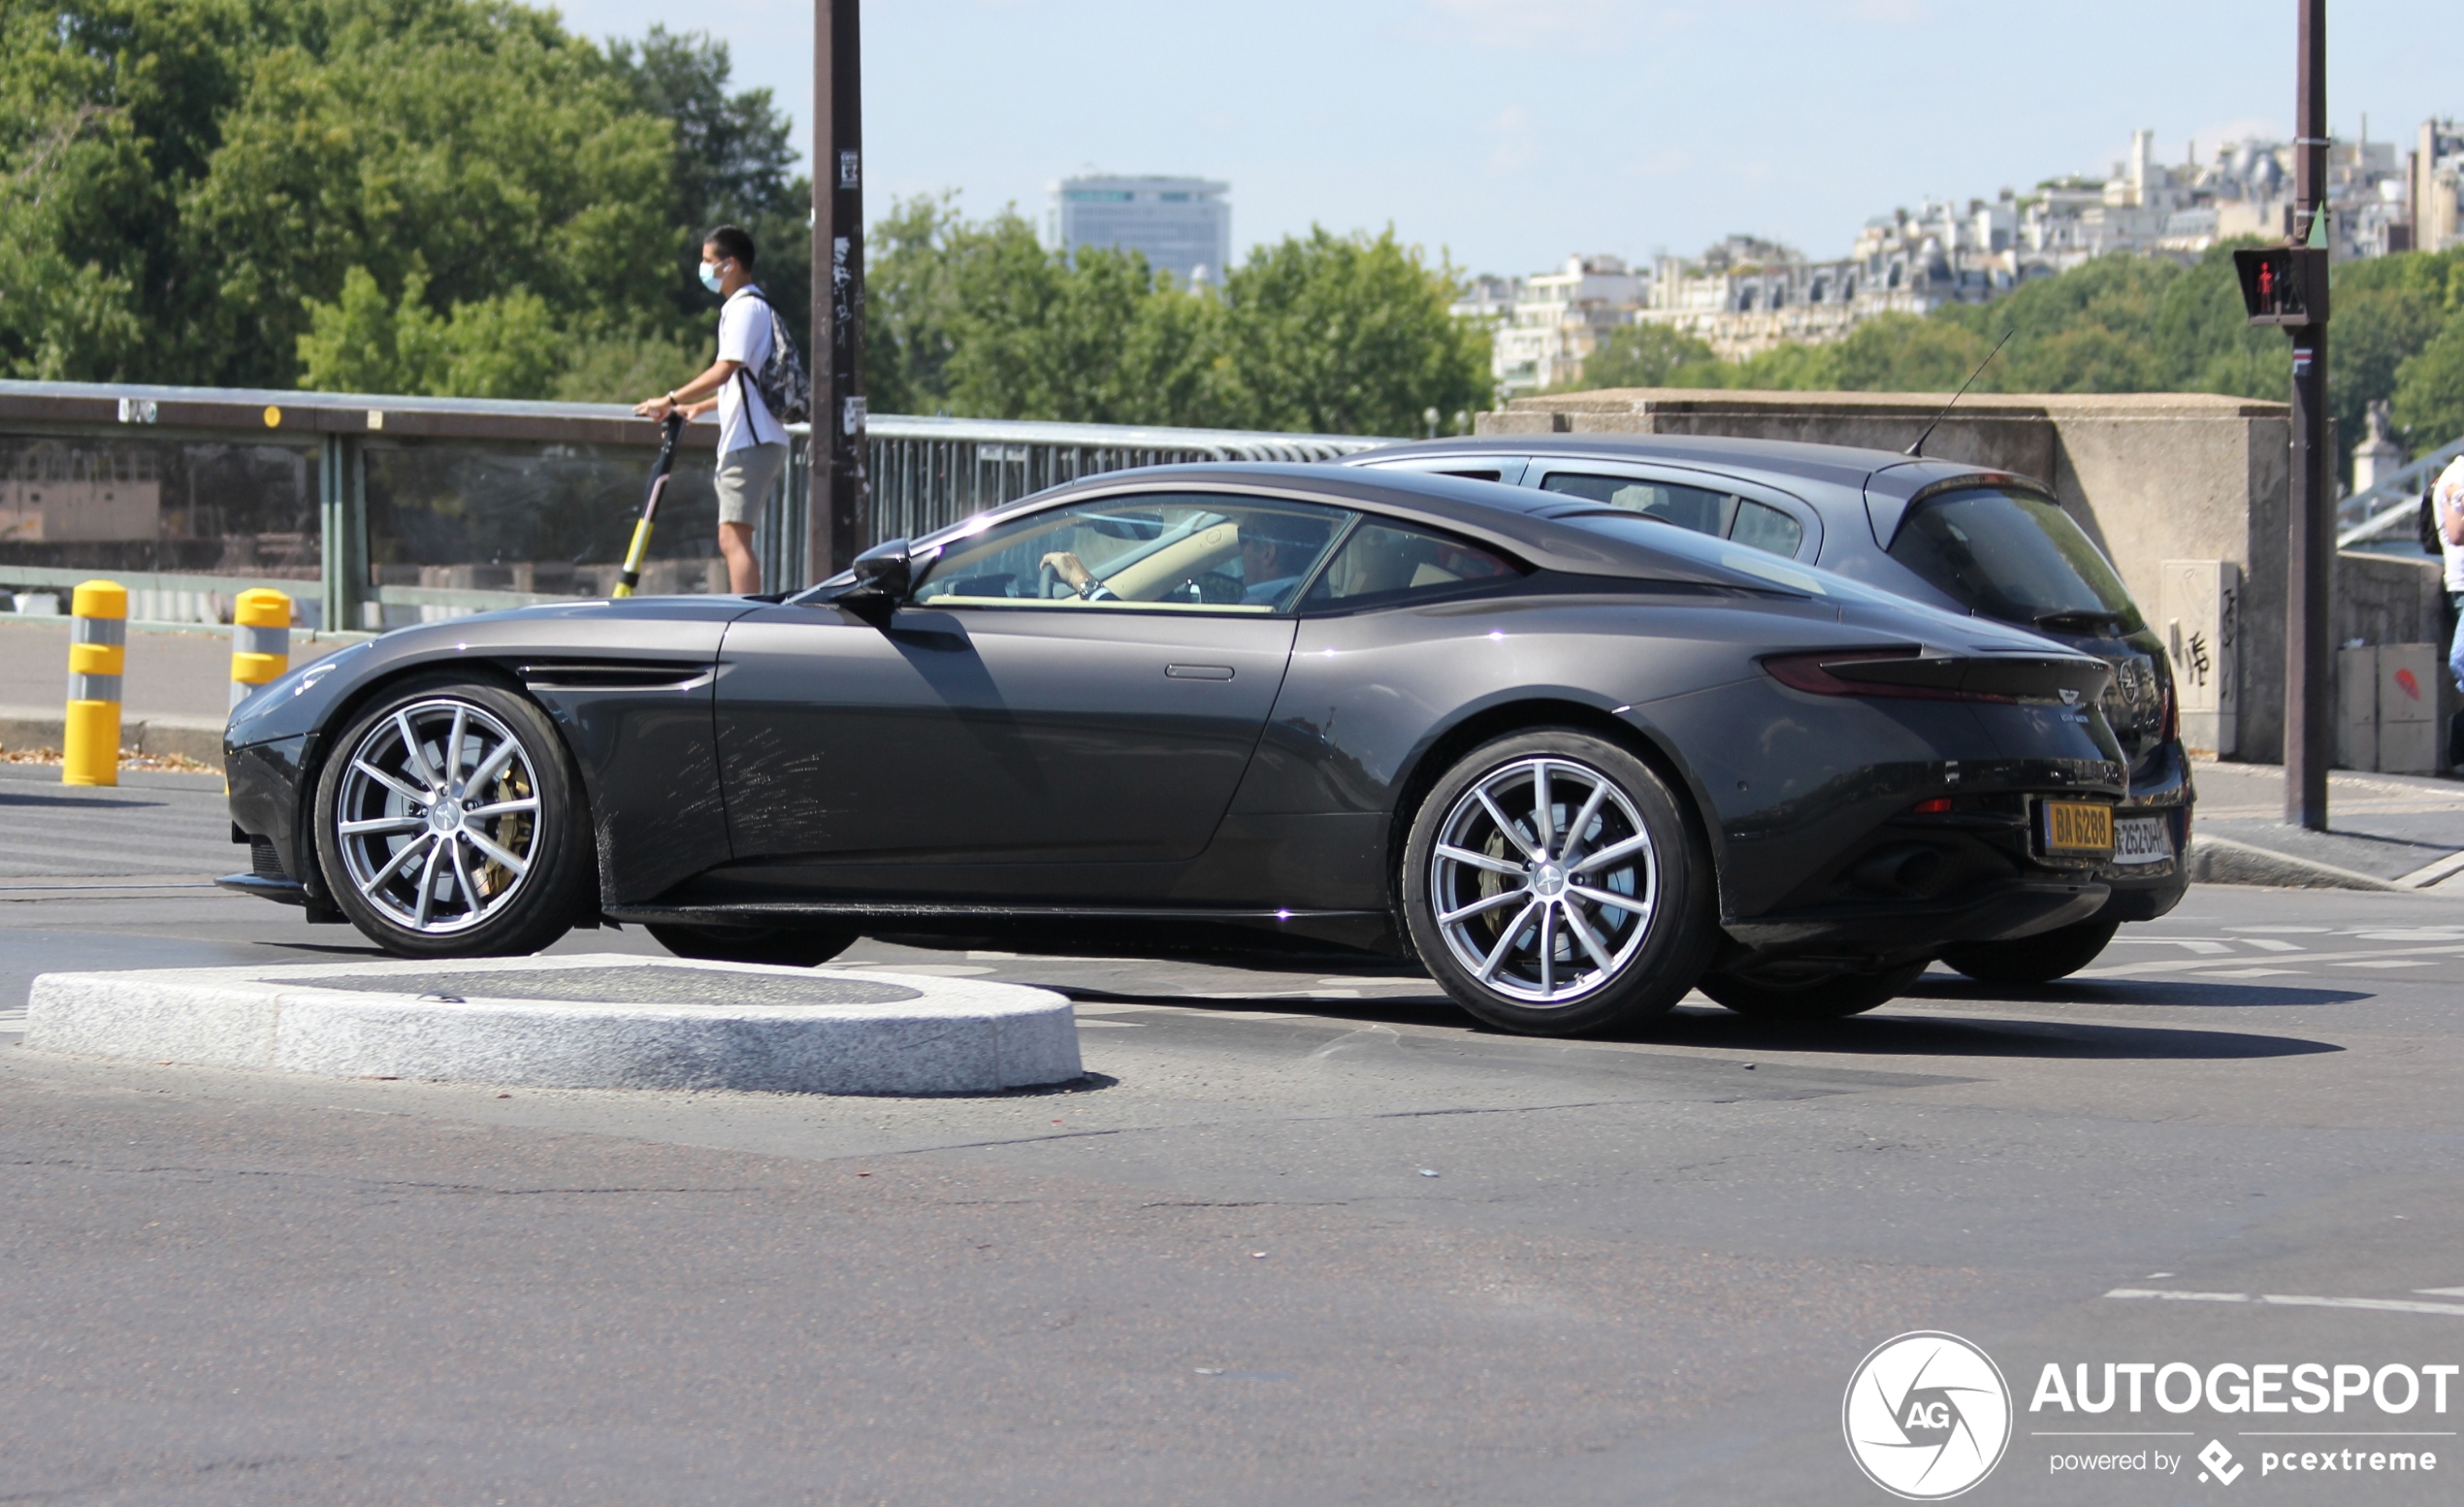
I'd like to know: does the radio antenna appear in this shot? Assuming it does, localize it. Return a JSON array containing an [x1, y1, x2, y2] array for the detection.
[[1904, 328, 2015, 457]]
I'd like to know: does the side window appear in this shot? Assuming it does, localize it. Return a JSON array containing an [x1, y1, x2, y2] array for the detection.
[[1729, 498, 1805, 557], [909, 493, 1352, 613], [1540, 473, 1736, 537], [1540, 471, 1805, 558], [1302, 520, 1518, 609]]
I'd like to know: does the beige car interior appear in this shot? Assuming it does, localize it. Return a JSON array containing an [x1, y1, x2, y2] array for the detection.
[[1102, 519, 1241, 600]]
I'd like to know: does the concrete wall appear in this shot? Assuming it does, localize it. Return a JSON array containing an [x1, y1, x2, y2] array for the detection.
[[2335, 549, 2461, 767], [1481, 390, 2302, 760]]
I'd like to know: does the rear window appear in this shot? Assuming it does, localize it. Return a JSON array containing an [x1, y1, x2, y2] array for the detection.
[[1886, 487, 2141, 630]]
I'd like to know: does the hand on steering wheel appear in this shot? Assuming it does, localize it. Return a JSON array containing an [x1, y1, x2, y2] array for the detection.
[[1039, 551, 1093, 599]]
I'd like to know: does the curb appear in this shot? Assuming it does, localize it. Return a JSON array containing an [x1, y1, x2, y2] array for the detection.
[[0, 705, 226, 770], [2185, 835, 2406, 893], [23, 954, 1085, 1096]]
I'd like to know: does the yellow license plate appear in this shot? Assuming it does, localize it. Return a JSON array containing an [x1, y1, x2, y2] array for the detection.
[[2043, 801, 2114, 857]]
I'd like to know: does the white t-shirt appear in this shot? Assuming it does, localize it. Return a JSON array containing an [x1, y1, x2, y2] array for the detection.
[[716, 288, 788, 455], [2438, 455, 2464, 594]]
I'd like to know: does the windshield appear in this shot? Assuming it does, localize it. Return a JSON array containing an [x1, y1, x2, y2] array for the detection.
[[1886, 487, 2142, 630]]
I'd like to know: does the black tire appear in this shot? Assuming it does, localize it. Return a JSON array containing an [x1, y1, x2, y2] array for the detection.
[[1698, 959, 1930, 1022], [1939, 915, 2122, 985], [646, 921, 857, 967], [312, 674, 593, 959], [1401, 728, 1715, 1035]]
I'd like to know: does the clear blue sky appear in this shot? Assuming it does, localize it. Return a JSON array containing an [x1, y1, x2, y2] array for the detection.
[[554, 0, 2454, 277]]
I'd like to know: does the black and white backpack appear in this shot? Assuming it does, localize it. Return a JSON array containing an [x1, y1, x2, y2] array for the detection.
[[732, 287, 811, 426]]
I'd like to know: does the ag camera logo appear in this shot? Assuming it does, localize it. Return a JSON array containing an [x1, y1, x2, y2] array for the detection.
[[1844, 1331, 2014, 1499]]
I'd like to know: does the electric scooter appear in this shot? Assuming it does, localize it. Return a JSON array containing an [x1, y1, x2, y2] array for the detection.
[[612, 410, 687, 598]]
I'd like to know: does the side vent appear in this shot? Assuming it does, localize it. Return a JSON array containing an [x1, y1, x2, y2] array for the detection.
[[516, 661, 713, 692]]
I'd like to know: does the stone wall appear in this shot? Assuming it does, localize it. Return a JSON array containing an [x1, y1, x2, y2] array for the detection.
[[2335, 549, 2461, 765], [1481, 390, 2309, 760]]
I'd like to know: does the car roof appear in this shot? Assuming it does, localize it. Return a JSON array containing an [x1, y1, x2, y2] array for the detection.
[[1353, 434, 2031, 505], [947, 461, 1819, 592]]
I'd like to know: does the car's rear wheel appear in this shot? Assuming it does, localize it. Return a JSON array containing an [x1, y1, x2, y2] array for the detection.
[[1697, 959, 1929, 1021], [1402, 730, 1714, 1035], [1938, 915, 2122, 985], [313, 677, 592, 959], [646, 922, 857, 967]]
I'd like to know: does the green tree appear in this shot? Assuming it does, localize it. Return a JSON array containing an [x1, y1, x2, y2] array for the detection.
[[1216, 226, 1491, 435], [1827, 312, 1994, 390], [607, 24, 809, 356], [2393, 314, 2464, 450], [1556, 323, 1718, 392], [0, 0, 800, 399]]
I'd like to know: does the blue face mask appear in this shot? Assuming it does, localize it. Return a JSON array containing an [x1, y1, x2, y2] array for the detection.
[[698, 261, 725, 294]]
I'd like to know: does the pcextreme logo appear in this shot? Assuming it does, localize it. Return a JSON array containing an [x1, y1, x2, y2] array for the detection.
[[1844, 1331, 2014, 1499]]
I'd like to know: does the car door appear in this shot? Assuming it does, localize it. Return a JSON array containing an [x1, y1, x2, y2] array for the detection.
[[713, 490, 1354, 868], [1522, 460, 1821, 562]]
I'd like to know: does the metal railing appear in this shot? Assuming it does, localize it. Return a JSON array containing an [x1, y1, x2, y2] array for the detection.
[[1, 379, 1398, 628], [2338, 435, 2464, 548]]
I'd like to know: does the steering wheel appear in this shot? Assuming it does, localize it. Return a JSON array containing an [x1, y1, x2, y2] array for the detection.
[[1184, 571, 1246, 605], [1038, 561, 1063, 600]]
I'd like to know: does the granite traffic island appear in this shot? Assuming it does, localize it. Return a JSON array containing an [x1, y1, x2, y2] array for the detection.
[[21, 953, 1082, 1096]]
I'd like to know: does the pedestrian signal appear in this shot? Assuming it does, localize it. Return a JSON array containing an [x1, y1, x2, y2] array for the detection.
[[2233, 246, 2328, 327]]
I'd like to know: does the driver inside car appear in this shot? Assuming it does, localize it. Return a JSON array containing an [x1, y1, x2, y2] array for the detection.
[[1041, 517, 1324, 606]]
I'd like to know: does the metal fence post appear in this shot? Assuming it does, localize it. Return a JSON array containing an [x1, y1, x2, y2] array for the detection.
[[319, 432, 367, 633]]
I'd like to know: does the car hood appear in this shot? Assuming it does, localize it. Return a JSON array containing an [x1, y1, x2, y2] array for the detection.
[[225, 595, 760, 750]]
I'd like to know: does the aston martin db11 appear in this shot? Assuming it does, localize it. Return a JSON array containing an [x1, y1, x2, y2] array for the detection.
[[223, 463, 2128, 1033]]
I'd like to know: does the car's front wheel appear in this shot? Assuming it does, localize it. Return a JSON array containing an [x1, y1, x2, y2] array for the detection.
[[1402, 729, 1714, 1035], [313, 676, 593, 959]]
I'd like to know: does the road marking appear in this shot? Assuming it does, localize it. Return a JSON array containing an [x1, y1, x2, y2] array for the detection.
[[2331, 960, 2439, 969], [2108, 938, 2234, 953], [2240, 937, 2306, 952], [2109, 1289, 2464, 1319], [2192, 967, 2300, 978], [2078, 940, 2464, 979]]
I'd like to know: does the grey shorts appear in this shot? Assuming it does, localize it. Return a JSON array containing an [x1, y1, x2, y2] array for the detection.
[[714, 442, 789, 527]]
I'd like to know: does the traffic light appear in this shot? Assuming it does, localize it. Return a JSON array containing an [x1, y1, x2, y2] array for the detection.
[[2233, 246, 2329, 327]]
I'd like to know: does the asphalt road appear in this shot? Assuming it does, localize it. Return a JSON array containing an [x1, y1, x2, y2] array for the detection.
[[4, 765, 2462, 1505]]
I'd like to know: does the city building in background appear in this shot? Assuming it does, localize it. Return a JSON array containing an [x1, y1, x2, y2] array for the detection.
[[1045, 175, 1232, 285], [2415, 119, 2464, 253], [1477, 256, 1648, 398], [1467, 118, 2454, 383]]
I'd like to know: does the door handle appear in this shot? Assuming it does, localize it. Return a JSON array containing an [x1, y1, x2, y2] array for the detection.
[[1165, 664, 1235, 681]]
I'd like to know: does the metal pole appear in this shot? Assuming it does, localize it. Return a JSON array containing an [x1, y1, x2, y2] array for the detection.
[[809, 0, 867, 584], [2284, 0, 2330, 830]]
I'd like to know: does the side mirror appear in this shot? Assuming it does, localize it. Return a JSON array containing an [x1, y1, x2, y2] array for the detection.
[[849, 538, 912, 599]]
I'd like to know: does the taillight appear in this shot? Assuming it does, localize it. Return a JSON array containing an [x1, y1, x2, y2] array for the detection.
[[2159, 677, 2179, 743], [1910, 797, 1955, 814], [1760, 650, 2017, 704]]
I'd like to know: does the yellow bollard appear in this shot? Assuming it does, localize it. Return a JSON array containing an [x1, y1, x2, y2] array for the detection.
[[63, 579, 127, 787], [229, 588, 292, 710]]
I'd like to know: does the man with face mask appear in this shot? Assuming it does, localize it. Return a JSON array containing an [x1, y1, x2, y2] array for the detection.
[[633, 224, 786, 593]]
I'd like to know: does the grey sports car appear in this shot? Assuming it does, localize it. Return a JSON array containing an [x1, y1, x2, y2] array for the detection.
[[223, 463, 2127, 1034], [1352, 435, 2190, 983]]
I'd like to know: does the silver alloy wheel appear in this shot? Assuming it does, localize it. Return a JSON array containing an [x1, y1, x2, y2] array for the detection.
[[332, 697, 544, 935], [1427, 755, 1658, 1006]]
